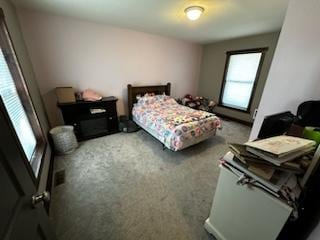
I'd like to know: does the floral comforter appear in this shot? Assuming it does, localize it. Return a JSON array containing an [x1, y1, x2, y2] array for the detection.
[[132, 95, 221, 151]]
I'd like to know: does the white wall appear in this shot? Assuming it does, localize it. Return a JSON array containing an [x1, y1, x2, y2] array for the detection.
[[17, 9, 202, 127], [250, 0, 320, 139]]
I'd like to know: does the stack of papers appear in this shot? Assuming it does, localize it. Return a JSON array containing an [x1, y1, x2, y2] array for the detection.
[[222, 152, 292, 194], [226, 136, 316, 204], [245, 136, 315, 166], [228, 136, 315, 181]]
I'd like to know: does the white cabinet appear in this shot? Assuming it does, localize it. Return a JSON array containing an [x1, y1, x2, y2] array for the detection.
[[205, 165, 293, 240]]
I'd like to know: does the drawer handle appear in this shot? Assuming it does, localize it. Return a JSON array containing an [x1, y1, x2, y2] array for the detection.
[[108, 117, 113, 120], [90, 108, 106, 114]]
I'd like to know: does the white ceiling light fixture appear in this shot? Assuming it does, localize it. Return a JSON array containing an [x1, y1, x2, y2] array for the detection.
[[185, 6, 204, 21]]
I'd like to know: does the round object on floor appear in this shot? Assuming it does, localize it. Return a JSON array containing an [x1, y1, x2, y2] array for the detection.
[[119, 120, 140, 133], [50, 125, 78, 155]]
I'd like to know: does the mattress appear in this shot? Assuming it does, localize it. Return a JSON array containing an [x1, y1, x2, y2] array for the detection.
[[132, 95, 221, 151]]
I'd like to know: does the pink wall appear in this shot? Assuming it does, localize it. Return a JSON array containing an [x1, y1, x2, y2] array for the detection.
[[17, 9, 202, 127]]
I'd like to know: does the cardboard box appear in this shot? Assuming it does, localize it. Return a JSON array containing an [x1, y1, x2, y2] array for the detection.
[[55, 87, 76, 103]]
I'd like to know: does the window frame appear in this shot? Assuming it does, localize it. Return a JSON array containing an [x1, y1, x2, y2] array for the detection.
[[0, 9, 46, 185], [218, 47, 268, 113]]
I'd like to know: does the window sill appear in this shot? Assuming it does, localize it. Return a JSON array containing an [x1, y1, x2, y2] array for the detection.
[[30, 139, 47, 185], [218, 104, 251, 114]]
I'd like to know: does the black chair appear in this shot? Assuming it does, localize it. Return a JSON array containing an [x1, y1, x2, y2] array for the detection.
[[296, 100, 320, 127]]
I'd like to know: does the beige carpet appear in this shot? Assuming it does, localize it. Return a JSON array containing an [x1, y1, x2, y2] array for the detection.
[[50, 119, 250, 240]]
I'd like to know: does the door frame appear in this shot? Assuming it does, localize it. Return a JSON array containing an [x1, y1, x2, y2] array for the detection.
[[0, 8, 47, 187]]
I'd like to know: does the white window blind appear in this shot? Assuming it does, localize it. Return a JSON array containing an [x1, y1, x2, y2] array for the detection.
[[221, 52, 262, 110], [0, 48, 36, 161]]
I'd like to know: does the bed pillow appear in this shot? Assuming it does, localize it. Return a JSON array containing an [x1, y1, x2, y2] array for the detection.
[[136, 95, 157, 105], [144, 92, 155, 97], [136, 94, 175, 106], [135, 92, 156, 101]]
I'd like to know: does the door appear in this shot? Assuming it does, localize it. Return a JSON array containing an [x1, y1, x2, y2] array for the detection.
[[0, 100, 56, 240]]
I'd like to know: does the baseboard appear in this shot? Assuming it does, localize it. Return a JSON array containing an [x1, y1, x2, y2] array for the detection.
[[215, 113, 253, 127]]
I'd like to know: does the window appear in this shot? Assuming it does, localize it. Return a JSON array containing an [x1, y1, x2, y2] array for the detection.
[[0, 47, 37, 159], [0, 10, 45, 179], [219, 48, 267, 112]]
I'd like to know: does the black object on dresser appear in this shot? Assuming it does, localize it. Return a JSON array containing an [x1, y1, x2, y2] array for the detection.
[[57, 96, 119, 141]]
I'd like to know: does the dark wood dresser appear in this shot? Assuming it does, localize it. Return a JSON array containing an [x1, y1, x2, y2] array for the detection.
[[58, 96, 119, 141]]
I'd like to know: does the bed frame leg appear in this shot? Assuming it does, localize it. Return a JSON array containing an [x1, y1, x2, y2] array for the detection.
[[162, 144, 166, 151]]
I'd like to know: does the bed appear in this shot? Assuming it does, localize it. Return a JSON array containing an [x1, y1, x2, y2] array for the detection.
[[128, 83, 221, 151]]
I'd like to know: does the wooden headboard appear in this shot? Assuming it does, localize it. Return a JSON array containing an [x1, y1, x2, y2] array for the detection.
[[127, 83, 171, 119]]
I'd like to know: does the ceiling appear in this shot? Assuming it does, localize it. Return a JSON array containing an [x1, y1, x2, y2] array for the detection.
[[11, 0, 289, 44]]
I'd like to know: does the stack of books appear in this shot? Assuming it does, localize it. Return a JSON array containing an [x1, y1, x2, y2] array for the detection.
[[229, 136, 316, 180]]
